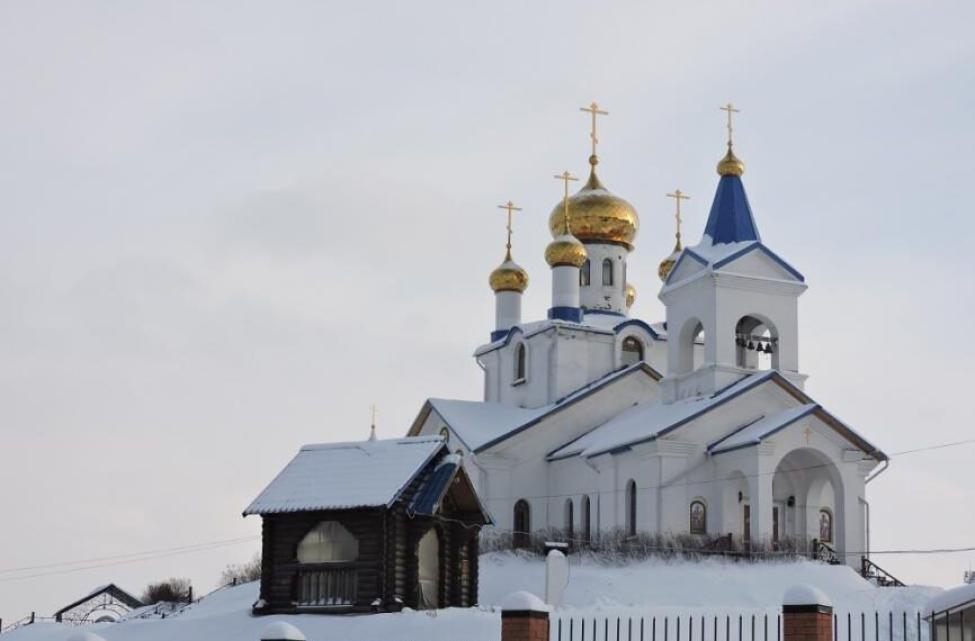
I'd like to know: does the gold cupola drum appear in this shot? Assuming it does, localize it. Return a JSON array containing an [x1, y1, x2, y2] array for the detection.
[[489, 201, 529, 341]]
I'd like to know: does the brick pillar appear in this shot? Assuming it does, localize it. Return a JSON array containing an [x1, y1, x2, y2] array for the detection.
[[501, 591, 551, 641], [783, 585, 833, 641]]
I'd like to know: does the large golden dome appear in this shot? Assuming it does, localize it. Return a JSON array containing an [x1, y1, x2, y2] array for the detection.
[[548, 164, 639, 250], [489, 255, 529, 293]]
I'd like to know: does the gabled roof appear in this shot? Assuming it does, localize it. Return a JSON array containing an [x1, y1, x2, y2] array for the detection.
[[409, 362, 662, 454], [408, 454, 492, 524], [707, 404, 819, 455], [547, 370, 886, 461], [243, 436, 444, 515], [54, 584, 144, 618], [476, 312, 662, 355], [704, 174, 761, 244]]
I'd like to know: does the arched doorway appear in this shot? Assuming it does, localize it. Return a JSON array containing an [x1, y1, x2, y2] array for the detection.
[[772, 448, 844, 556], [417, 528, 440, 609], [513, 499, 531, 549]]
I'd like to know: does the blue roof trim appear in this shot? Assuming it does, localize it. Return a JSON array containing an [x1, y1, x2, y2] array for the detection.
[[706, 415, 767, 452], [613, 319, 661, 340], [409, 460, 458, 515], [475, 362, 662, 454], [712, 243, 805, 282], [547, 371, 776, 461], [704, 175, 761, 244], [384, 442, 448, 509], [585, 309, 627, 318], [549, 306, 584, 322], [709, 405, 820, 456], [664, 249, 708, 286]]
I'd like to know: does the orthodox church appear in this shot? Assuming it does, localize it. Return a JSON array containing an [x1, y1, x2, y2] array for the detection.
[[407, 104, 888, 568]]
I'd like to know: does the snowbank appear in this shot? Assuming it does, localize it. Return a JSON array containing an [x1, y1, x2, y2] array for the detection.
[[2, 554, 942, 641]]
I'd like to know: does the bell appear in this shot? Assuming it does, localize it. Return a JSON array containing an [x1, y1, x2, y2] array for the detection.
[[765, 342, 774, 354], [747, 340, 755, 350]]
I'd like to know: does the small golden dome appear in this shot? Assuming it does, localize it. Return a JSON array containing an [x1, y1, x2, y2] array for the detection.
[[658, 247, 681, 281], [489, 256, 529, 293], [545, 233, 588, 268], [625, 283, 636, 308], [717, 146, 745, 177], [548, 167, 639, 250]]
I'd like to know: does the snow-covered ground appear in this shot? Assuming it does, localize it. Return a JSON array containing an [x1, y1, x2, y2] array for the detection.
[[2, 553, 942, 641]]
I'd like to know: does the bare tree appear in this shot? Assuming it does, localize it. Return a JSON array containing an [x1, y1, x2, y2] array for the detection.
[[141, 577, 192, 604], [219, 553, 262, 586]]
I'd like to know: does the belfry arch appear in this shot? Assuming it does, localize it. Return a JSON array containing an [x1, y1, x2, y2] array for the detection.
[[735, 314, 778, 371]]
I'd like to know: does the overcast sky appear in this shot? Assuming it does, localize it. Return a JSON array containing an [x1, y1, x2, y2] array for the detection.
[[1, 0, 974, 621]]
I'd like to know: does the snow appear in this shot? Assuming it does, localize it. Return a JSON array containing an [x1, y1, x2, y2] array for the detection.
[[260, 621, 305, 640], [927, 582, 975, 614], [65, 633, 106, 641], [549, 372, 771, 460], [1, 555, 942, 641], [783, 585, 831, 607], [688, 238, 758, 263], [708, 404, 818, 454], [243, 436, 444, 514], [429, 399, 545, 451], [499, 591, 550, 612]]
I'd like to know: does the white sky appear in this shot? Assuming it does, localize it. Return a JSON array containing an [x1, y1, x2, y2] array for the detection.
[[1, 0, 974, 622]]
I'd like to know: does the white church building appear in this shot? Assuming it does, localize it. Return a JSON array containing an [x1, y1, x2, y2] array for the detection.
[[407, 110, 887, 568]]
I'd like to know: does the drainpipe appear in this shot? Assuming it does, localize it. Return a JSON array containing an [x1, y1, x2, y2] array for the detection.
[[861, 457, 888, 561]]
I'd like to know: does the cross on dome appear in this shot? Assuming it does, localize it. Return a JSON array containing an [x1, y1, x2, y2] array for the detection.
[[497, 200, 523, 260], [579, 102, 609, 165]]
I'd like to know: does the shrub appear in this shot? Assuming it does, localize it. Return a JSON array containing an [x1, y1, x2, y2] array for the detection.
[[219, 553, 262, 586], [141, 577, 192, 604]]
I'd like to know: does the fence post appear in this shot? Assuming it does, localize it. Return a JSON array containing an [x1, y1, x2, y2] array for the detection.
[[501, 591, 551, 641], [260, 621, 305, 641], [783, 585, 833, 641]]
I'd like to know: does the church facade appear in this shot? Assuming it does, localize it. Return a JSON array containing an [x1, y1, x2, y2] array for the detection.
[[408, 106, 887, 568]]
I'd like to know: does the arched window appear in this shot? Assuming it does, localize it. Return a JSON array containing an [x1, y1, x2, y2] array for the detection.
[[581, 495, 591, 544], [580, 259, 591, 286], [602, 258, 614, 286], [818, 508, 833, 543], [439, 427, 450, 444], [625, 480, 637, 536], [297, 521, 359, 564], [690, 500, 707, 535], [621, 336, 644, 366], [564, 499, 574, 541], [514, 343, 526, 382], [513, 499, 531, 549], [735, 315, 778, 371]]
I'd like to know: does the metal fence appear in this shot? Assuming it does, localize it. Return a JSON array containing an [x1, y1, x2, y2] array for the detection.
[[551, 611, 931, 641]]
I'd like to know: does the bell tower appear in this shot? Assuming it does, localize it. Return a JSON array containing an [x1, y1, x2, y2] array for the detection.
[[660, 104, 807, 401]]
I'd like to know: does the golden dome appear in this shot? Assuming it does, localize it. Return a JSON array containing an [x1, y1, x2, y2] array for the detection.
[[545, 233, 588, 268], [717, 146, 745, 177], [658, 246, 681, 281], [489, 255, 529, 293], [625, 283, 636, 308], [548, 165, 639, 250]]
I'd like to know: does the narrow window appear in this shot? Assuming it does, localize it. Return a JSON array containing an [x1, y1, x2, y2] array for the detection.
[[581, 495, 591, 544], [690, 500, 707, 535], [513, 500, 531, 549], [602, 258, 614, 286], [621, 336, 644, 366], [514, 343, 526, 382], [580, 259, 591, 286], [564, 499, 574, 541], [625, 480, 637, 536]]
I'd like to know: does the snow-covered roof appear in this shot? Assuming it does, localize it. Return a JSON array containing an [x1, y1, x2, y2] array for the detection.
[[243, 436, 444, 515], [549, 371, 885, 461], [549, 372, 771, 460], [928, 583, 975, 615], [476, 313, 663, 356], [417, 362, 662, 453], [708, 404, 819, 455]]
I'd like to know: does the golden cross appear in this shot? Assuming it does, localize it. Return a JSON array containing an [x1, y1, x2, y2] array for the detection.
[[497, 200, 523, 259], [804, 425, 813, 444], [666, 189, 690, 248], [720, 102, 740, 147], [369, 404, 377, 440], [580, 102, 609, 159], [554, 171, 579, 234]]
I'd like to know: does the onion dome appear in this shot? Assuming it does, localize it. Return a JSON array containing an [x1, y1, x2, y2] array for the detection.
[[717, 145, 745, 177], [658, 246, 681, 281], [625, 283, 636, 308], [548, 158, 639, 249], [489, 252, 529, 293], [545, 233, 588, 268]]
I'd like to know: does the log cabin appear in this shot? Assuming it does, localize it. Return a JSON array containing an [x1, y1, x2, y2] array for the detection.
[[243, 435, 491, 614]]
